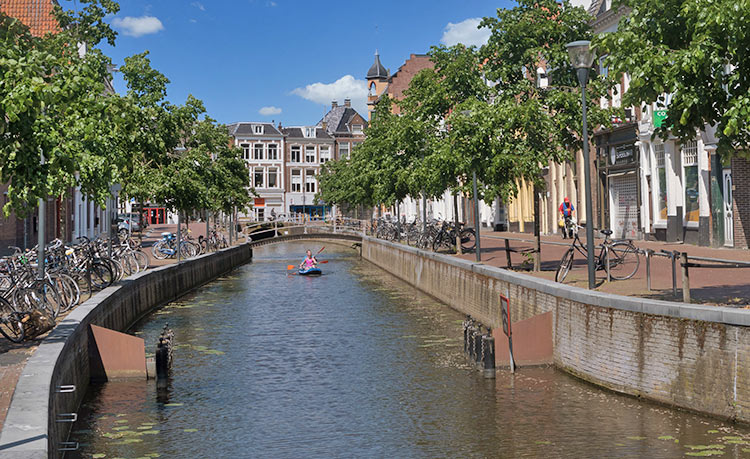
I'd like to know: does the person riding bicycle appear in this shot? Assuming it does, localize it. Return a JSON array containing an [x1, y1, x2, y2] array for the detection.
[[559, 197, 576, 239], [299, 250, 318, 270]]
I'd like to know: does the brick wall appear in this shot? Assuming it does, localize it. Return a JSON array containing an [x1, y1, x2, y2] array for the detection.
[[363, 237, 750, 422], [732, 157, 750, 248]]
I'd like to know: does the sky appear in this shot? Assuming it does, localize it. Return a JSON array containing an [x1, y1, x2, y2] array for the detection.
[[75, 0, 591, 127]]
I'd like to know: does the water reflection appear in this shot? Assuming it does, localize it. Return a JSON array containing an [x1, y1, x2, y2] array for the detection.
[[70, 242, 750, 458]]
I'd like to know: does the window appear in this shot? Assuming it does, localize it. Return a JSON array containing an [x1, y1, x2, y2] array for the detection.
[[268, 144, 278, 160], [654, 144, 667, 222], [291, 145, 301, 163], [254, 125, 263, 135], [319, 146, 331, 164], [305, 169, 316, 193], [241, 143, 250, 160], [268, 168, 278, 188], [291, 169, 302, 192], [352, 124, 363, 134], [257, 208, 264, 221], [254, 144, 264, 160], [254, 167, 264, 188], [304, 127, 315, 138], [305, 145, 316, 163], [339, 143, 349, 159], [682, 140, 699, 224]]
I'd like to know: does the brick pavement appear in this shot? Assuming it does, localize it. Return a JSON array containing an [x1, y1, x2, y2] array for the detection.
[[456, 230, 750, 307]]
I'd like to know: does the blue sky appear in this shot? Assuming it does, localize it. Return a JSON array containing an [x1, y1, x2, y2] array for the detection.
[[73, 0, 535, 126]]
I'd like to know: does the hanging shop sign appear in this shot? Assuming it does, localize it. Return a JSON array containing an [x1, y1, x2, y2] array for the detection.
[[653, 109, 668, 128]]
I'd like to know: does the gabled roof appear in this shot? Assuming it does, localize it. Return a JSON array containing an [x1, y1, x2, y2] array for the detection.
[[281, 127, 333, 140], [227, 122, 283, 137], [0, 0, 60, 36], [367, 50, 389, 80], [318, 106, 367, 135]]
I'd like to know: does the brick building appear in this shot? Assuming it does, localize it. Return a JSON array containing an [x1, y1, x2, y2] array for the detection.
[[281, 126, 335, 217]]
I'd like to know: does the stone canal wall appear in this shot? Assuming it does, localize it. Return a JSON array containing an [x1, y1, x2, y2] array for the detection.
[[361, 236, 750, 423], [0, 244, 253, 458]]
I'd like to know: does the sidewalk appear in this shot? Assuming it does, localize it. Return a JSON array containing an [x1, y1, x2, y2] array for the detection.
[[0, 222, 235, 431], [455, 229, 750, 307]]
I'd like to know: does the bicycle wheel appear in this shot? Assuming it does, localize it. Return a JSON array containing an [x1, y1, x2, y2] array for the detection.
[[133, 250, 150, 271], [460, 228, 476, 252], [152, 241, 170, 260], [90, 261, 114, 290], [50, 274, 77, 313], [556, 248, 575, 283], [0, 296, 25, 342], [14, 280, 63, 318], [607, 242, 640, 280]]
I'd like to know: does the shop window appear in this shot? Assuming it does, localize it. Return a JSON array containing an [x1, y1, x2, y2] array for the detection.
[[654, 144, 667, 223], [682, 140, 699, 224]]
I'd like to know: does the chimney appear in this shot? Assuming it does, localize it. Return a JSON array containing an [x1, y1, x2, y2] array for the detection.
[[322, 121, 328, 131], [331, 101, 338, 108], [344, 99, 351, 107]]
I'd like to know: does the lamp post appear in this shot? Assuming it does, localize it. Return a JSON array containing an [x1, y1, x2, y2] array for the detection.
[[566, 40, 597, 289]]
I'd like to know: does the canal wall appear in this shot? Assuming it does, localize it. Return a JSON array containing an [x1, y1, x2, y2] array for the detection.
[[0, 243, 253, 459], [361, 236, 750, 424]]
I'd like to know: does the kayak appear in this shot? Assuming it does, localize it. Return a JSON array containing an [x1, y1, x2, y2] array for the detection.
[[298, 267, 322, 276]]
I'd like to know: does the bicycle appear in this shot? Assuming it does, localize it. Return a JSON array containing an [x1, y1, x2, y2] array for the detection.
[[555, 226, 640, 283]]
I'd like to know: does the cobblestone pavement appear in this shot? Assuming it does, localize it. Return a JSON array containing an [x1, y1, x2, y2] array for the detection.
[[455, 230, 750, 308]]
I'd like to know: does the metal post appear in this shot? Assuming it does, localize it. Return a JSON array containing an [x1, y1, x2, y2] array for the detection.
[[177, 211, 181, 262], [37, 153, 46, 281], [671, 251, 678, 297], [646, 249, 652, 291], [422, 193, 427, 233], [605, 246, 611, 282], [229, 210, 233, 246], [681, 252, 691, 303], [578, 67, 596, 290], [472, 171, 481, 262], [206, 210, 210, 252], [505, 239, 512, 268]]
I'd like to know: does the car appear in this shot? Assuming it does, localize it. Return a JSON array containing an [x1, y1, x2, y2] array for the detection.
[[116, 216, 142, 233]]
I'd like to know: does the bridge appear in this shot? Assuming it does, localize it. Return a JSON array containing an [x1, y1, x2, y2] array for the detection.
[[245, 225, 363, 249]]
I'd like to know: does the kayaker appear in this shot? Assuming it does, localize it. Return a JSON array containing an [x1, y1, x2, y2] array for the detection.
[[299, 250, 318, 270]]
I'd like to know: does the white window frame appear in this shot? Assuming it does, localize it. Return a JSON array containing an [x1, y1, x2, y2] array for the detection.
[[305, 145, 316, 163], [291, 145, 301, 163], [241, 143, 250, 160], [253, 125, 263, 135], [352, 124, 363, 134], [267, 167, 278, 189], [304, 127, 315, 138], [254, 144, 264, 161], [339, 143, 349, 159], [305, 169, 316, 193], [253, 167, 264, 188], [267, 144, 278, 161], [652, 143, 668, 226], [319, 145, 331, 164], [291, 169, 302, 192], [681, 140, 699, 227]]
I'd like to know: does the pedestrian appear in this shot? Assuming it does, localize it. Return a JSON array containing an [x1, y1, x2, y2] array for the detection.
[[270, 208, 276, 221], [559, 197, 576, 239]]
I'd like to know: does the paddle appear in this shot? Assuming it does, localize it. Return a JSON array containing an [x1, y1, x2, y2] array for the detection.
[[286, 260, 328, 270]]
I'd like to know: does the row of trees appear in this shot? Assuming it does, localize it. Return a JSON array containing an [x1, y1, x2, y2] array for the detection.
[[318, 0, 613, 217], [0, 0, 252, 223], [320, 0, 750, 221]]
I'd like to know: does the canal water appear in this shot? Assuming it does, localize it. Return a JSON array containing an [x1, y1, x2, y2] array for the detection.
[[70, 242, 750, 458]]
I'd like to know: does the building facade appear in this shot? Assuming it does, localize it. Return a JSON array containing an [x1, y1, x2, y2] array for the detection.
[[281, 126, 335, 217], [227, 122, 285, 221]]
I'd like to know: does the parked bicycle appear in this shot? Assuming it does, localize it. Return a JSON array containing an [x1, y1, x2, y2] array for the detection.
[[555, 225, 640, 283]]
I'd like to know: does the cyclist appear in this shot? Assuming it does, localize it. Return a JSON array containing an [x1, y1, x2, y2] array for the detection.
[[559, 197, 576, 239]]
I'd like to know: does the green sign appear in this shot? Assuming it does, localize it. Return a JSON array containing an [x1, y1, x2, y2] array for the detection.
[[653, 109, 668, 128]]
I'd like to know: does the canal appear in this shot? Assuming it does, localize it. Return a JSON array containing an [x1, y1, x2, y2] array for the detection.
[[70, 242, 750, 458]]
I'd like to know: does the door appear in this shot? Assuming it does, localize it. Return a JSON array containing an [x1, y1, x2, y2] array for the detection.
[[609, 172, 639, 240], [723, 169, 734, 247]]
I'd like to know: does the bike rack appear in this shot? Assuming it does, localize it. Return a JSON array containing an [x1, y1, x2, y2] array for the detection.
[[56, 413, 77, 423], [55, 384, 76, 393]]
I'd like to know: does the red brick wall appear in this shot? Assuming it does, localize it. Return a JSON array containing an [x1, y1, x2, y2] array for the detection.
[[732, 157, 750, 249], [387, 54, 434, 115]]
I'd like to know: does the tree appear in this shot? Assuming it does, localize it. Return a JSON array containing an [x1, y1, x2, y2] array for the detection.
[[597, 0, 750, 155], [0, 0, 126, 216]]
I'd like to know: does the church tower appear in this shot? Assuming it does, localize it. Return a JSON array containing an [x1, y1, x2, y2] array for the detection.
[[366, 50, 389, 120]]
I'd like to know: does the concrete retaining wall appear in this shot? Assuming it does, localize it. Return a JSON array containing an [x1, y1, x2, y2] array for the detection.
[[362, 236, 750, 423], [0, 244, 253, 458]]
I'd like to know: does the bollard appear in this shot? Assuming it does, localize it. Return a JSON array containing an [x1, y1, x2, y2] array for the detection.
[[473, 328, 483, 365], [155, 324, 174, 389], [645, 249, 652, 291], [462, 315, 471, 354], [505, 239, 512, 268], [605, 246, 611, 283], [681, 252, 691, 303], [482, 331, 496, 379], [467, 325, 476, 360]]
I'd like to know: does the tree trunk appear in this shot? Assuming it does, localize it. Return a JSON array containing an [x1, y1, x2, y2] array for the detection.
[[454, 193, 462, 255]]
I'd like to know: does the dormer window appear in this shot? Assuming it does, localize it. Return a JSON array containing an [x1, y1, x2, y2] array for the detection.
[[254, 125, 263, 135], [304, 127, 315, 138], [352, 124, 363, 134]]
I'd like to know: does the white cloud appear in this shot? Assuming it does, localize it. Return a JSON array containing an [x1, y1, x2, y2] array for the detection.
[[441, 18, 491, 47], [191, 1, 205, 10], [291, 75, 368, 114], [267, 1, 277, 6], [259, 106, 282, 116], [189, 18, 198, 23], [112, 16, 164, 37]]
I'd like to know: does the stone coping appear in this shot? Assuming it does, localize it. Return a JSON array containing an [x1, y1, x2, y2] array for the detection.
[[363, 236, 750, 327]]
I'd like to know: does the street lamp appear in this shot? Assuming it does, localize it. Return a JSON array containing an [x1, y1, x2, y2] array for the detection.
[[566, 40, 597, 289]]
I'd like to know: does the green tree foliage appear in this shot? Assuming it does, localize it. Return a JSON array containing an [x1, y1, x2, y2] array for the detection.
[[597, 0, 750, 155]]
